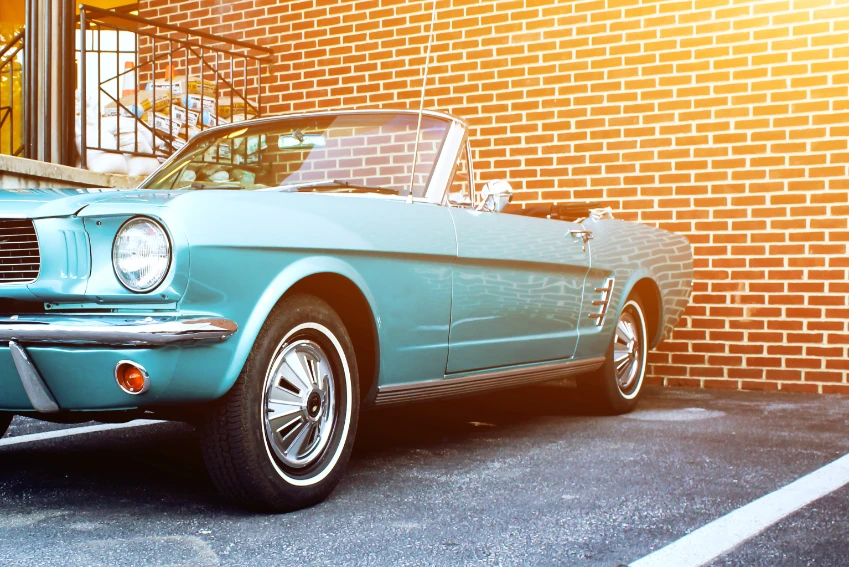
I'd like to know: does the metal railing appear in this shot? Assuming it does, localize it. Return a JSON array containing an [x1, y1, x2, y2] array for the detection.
[[78, 6, 274, 169], [0, 30, 24, 157]]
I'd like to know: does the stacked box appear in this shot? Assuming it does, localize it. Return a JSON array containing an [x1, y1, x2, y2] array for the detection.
[[145, 76, 216, 98], [104, 89, 170, 118], [79, 69, 262, 176], [95, 76, 260, 164], [171, 105, 201, 129], [176, 94, 216, 113]]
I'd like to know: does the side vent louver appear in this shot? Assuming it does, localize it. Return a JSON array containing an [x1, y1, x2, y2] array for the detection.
[[589, 277, 614, 326]]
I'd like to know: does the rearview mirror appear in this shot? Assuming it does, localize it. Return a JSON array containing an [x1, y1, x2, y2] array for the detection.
[[278, 133, 326, 149], [476, 179, 513, 213]]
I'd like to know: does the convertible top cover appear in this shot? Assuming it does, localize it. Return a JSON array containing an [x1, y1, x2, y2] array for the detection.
[[502, 202, 604, 222]]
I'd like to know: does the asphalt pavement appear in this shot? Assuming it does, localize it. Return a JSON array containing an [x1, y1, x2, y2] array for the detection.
[[1, 384, 848, 567]]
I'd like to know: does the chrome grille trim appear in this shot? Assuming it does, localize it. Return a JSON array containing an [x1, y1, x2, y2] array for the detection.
[[0, 219, 40, 284]]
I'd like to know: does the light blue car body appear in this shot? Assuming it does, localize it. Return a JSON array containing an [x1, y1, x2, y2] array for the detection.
[[0, 113, 693, 415]]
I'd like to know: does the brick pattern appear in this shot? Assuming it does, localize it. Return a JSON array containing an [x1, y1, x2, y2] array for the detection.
[[138, 0, 849, 394]]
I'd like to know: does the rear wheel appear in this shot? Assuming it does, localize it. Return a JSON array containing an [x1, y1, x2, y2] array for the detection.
[[578, 296, 648, 415], [0, 413, 11, 439], [200, 294, 359, 512]]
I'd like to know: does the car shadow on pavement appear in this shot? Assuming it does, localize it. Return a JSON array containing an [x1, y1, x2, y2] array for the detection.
[[356, 381, 597, 456], [0, 421, 221, 512], [0, 381, 594, 514]]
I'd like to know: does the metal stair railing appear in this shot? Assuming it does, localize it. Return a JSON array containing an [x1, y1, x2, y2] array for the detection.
[[78, 5, 274, 169]]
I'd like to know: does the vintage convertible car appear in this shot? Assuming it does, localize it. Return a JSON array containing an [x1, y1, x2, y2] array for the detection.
[[0, 109, 692, 511]]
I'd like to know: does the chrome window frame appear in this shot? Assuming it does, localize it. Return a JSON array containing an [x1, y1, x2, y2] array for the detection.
[[466, 137, 476, 206], [423, 119, 468, 205]]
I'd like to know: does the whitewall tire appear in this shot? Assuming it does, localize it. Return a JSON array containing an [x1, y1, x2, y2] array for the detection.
[[578, 295, 648, 415], [200, 294, 359, 512]]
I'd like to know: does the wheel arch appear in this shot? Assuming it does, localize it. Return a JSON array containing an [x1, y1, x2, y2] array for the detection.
[[221, 257, 382, 403], [624, 276, 663, 349], [286, 273, 380, 406]]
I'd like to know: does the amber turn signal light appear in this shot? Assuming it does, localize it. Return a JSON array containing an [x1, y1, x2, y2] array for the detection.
[[115, 361, 150, 395]]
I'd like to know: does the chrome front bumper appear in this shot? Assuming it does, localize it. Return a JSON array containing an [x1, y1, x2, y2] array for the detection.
[[0, 315, 238, 413], [0, 315, 238, 347]]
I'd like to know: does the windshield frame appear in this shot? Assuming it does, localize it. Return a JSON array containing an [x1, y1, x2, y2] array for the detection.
[[139, 109, 468, 205]]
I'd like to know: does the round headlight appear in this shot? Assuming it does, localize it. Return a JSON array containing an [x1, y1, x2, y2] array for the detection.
[[112, 217, 171, 292]]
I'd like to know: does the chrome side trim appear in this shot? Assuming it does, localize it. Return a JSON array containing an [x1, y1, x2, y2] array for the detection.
[[0, 316, 237, 347], [9, 340, 60, 413], [374, 357, 605, 406]]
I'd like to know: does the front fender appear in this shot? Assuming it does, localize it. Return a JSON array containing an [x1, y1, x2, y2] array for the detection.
[[163, 191, 456, 402], [219, 255, 382, 393]]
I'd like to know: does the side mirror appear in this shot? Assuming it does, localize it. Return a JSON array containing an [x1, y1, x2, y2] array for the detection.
[[476, 179, 513, 212]]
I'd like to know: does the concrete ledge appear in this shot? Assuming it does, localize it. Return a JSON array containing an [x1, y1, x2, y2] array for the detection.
[[0, 154, 146, 189]]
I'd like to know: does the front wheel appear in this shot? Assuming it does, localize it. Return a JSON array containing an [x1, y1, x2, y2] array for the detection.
[[0, 413, 11, 439], [200, 294, 359, 512], [578, 296, 648, 415]]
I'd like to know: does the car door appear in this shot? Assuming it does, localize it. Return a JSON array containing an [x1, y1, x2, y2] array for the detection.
[[447, 208, 591, 373]]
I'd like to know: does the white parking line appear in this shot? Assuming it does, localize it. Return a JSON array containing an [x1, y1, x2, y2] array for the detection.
[[0, 420, 160, 448], [630, 452, 849, 567]]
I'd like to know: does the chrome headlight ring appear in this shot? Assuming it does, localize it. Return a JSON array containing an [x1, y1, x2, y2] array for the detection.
[[111, 216, 173, 293]]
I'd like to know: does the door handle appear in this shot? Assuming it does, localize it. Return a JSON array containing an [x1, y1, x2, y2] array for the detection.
[[569, 229, 593, 241], [569, 229, 593, 251]]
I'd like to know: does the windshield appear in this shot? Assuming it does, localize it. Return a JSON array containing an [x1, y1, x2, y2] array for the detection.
[[141, 112, 451, 198]]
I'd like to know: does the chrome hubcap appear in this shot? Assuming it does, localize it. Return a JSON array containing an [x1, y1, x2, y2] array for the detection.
[[263, 340, 336, 469], [613, 310, 642, 395]]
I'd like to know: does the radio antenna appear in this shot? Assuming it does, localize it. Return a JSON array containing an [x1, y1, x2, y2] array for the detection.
[[407, 0, 438, 202]]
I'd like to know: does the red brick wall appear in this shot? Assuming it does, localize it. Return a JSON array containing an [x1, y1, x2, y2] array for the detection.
[[139, 0, 849, 394]]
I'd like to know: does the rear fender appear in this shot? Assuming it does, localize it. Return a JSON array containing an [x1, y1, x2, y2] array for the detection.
[[596, 268, 653, 351], [616, 272, 664, 349]]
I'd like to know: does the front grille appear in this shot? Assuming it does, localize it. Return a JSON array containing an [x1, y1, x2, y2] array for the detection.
[[0, 219, 40, 283]]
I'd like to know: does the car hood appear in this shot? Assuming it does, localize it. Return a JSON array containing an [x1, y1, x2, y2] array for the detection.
[[0, 189, 182, 219]]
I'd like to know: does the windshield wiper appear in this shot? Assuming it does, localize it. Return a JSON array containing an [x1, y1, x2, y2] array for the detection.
[[279, 179, 400, 195], [189, 182, 244, 190]]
